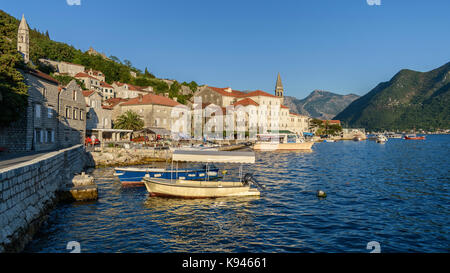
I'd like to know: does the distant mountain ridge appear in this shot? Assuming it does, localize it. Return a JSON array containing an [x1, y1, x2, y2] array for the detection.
[[284, 90, 359, 120], [334, 62, 450, 130]]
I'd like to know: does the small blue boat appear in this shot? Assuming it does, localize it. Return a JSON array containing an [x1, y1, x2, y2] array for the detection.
[[114, 166, 220, 186]]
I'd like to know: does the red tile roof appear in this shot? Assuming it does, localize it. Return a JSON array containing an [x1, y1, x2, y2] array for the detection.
[[100, 81, 113, 88], [120, 94, 181, 107], [27, 69, 59, 84], [208, 86, 246, 97], [323, 120, 341, 125], [243, 90, 279, 98], [75, 72, 99, 80], [102, 98, 128, 109], [280, 104, 289, 109], [208, 86, 280, 99], [82, 90, 95, 97], [232, 98, 259, 106], [114, 82, 149, 92], [289, 112, 301, 116]]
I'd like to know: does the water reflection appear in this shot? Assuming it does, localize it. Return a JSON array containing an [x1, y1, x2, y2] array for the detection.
[[23, 135, 450, 253]]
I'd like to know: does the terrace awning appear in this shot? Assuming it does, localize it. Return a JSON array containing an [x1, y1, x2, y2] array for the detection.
[[172, 150, 255, 164], [139, 127, 171, 136]]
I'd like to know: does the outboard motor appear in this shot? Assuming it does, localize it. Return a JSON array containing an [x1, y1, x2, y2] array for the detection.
[[243, 173, 265, 190]]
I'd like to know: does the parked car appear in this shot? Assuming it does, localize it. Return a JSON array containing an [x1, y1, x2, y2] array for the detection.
[[131, 136, 149, 142], [85, 136, 100, 145]]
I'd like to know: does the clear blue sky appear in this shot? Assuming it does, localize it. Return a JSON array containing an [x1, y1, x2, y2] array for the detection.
[[3, 0, 449, 99]]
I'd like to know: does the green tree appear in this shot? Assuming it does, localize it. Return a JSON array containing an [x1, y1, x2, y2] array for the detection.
[[113, 110, 144, 131], [0, 34, 28, 127]]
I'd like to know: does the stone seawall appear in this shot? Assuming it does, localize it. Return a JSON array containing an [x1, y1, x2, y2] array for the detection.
[[0, 144, 86, 252]]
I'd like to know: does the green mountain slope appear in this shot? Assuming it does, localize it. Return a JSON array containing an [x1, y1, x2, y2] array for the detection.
[[334, 62, 450, 130], [284, 90, 359, 119]]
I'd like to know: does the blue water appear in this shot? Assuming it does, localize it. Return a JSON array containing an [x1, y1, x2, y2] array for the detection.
[[24, 135, 450, 252]]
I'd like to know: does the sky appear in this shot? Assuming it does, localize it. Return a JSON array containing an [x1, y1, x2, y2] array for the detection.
[[2, 0, 449, 99]]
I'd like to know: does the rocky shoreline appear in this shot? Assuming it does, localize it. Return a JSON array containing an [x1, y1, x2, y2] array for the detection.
[[86, 147, 172, 168]]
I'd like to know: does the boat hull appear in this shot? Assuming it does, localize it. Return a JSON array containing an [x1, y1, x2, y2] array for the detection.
[[114, 167, 220, 185], [253, 142, 314, 151], [143, 178, 260, 198], [404, 136, 425, 140]]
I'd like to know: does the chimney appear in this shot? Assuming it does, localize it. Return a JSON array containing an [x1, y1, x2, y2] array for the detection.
[[225, 87, 232, 93], [173, 97, 178, 102], [138, 94, 143, 102]]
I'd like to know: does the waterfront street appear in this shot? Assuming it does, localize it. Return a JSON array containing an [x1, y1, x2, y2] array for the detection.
[[0, 150, 57, 170]]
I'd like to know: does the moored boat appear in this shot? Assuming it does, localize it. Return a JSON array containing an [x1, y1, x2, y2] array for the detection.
[[143, 150, 263, 198], [114, 165, 220, 186], [253, 133, 314, 151], [404, 134, 426, 140], [376, 135, 388, 143]]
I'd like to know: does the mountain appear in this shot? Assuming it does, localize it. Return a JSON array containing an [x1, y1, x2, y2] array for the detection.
[[284, 90, 359, 120], [334, 62, 450, 131]]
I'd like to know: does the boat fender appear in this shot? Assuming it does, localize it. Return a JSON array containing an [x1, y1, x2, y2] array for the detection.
[[317, 190, 327, 198]]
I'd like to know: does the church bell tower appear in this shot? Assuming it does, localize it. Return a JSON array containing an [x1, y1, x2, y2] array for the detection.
[[17, 14, 30, 63], [275, 73, 284, 103]]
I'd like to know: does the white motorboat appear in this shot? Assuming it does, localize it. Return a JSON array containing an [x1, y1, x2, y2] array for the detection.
[[253, 133, 314, 151], [143, 150, 263, 198], [376, 135, 388, 143]]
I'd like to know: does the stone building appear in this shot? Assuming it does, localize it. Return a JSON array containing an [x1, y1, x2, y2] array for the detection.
[[75, 72, 101, 91], [118, 94, 181, 132], [288, 112, 310, 135], [56, 62, 85, 77], [82, 90, 112, 130], [86, 46, 109, 60], [191, 74, 311, 136], [38, 59, 86, 77], [113, 82, 153, 99], [0, 15, 86, 152], [58, 80, 87, 147], [0, 71, 87, 152], [85, 68, 106, 82], [100, 81, 115, 100], [0, 70, 61, 152], [102, 97, 129, 123]]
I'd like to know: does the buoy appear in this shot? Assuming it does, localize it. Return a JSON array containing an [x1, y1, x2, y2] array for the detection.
[[317, 190, 327, 198]]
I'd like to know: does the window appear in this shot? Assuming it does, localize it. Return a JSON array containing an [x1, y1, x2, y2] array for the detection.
[[73, 108, 78, 120], [72, 90, 77, 101], [48, 108, 53, 118], [80, 110, 84, 121], [50, 130, 55, 143], [35, 104, 41, 118], [65, 106, 71, 119], [35, 129, 41, 144]]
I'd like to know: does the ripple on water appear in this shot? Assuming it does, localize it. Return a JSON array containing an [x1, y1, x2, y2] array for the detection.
[[23, 135, 450, 253]]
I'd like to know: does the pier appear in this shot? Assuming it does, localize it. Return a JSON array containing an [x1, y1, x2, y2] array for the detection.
[[0, 145, 87, 252]]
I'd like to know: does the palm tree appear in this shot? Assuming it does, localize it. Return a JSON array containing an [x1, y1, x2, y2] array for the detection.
[[113, 110, 144, 131]]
